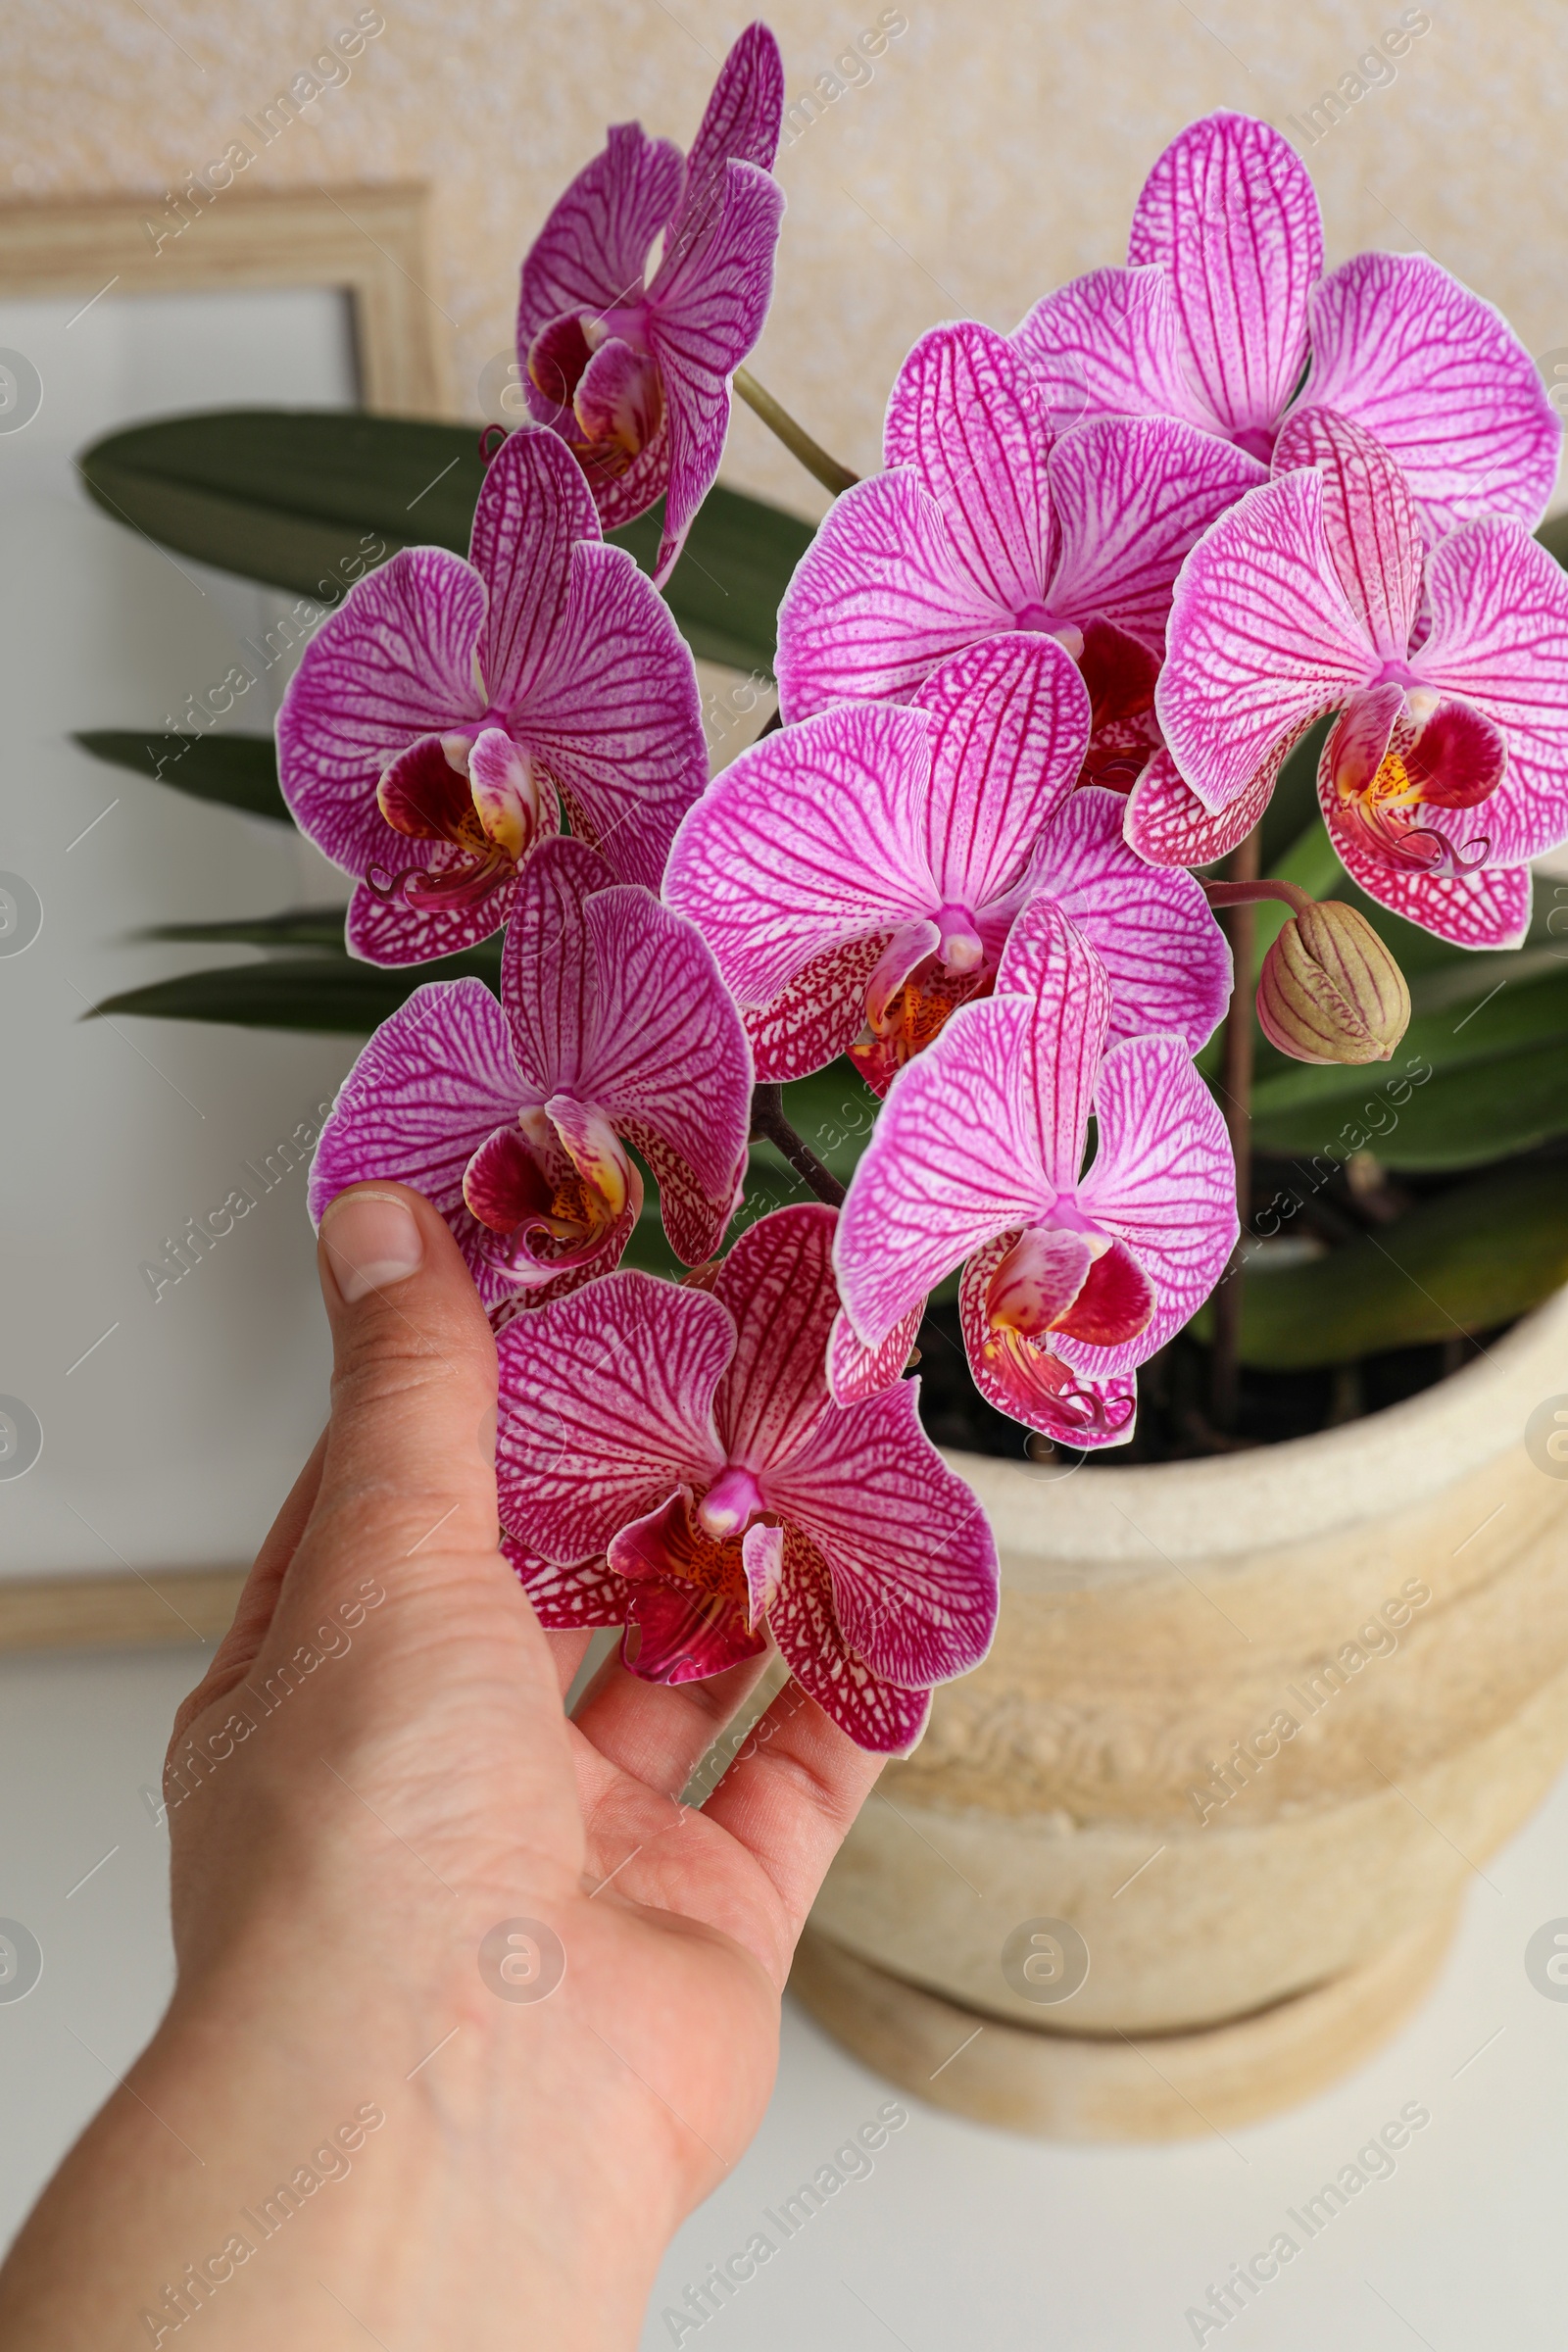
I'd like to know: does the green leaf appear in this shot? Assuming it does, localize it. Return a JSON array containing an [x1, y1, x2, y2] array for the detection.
[[144, 907, 355, 953], [93, 946, 501, 1034], [76, 410, 812, 676], [74, 729, 290, 822], [1220, 1161, 1568, 1368]]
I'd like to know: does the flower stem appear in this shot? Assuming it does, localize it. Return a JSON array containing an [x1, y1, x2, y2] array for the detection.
[[1209, 825, 1263, 1432], [1200, 876, 1314, 917], [733, 368, 859, 498], [749, 1083, 847, 1207]]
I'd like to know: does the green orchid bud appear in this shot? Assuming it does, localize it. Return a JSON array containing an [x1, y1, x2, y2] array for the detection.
[[1256, 901, 1410, 1065]]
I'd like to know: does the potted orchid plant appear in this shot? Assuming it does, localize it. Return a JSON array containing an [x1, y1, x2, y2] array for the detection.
[[74, 27, 1568, 2122]]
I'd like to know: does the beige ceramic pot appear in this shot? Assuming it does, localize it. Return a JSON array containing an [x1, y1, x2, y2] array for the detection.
[[793, 1287, 1568, 2139]]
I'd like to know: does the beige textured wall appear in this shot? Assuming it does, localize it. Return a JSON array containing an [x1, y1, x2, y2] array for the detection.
[[3, 0, 1565, 520]]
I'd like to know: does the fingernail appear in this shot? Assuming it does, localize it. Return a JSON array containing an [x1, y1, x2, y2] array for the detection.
[[320, 1189, 424, 1303]]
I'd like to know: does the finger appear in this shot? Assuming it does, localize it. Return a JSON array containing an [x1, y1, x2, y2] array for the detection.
[[571, 1648, 774, 1801], [286, 1184, 503, 1633], [546, 1627, 596, 1698], [169, 1427, 327, 1749], [700, 1681, 887, 1936]]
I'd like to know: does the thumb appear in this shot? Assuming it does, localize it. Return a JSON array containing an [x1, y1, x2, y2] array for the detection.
[[293, 1182, 503, 1621]]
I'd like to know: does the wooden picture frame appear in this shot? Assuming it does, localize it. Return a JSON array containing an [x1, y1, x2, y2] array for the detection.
[[0, 183, 453, 1653]]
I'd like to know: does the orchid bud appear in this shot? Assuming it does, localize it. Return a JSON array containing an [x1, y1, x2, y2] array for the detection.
[[1256, 901, 1410, 1065]]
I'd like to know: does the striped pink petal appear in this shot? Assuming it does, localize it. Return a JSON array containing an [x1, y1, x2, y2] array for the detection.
[[501, 1535, 628, 1629], [517, 121, 683, 375], [1299, 251, 1561, 541], [1046, 416, 1266, 650], [991, 894, 1112, 1175], [769, 1532, 932, 1755], [826, 1304, 922, 1407], [470, 426, 599, 707], [741, 933, 890, 1085], [1124, 742, 1284, 867], [911, 631, 1091, 901], [344, 864, 520, 969], [957, 1237, 1138, 1448], [677, 21, 784, 231], [1011, 265, 1219, 437], [1023, 785, 1231, 1050], [1155, 467, 1374, 811], [1128, 112, 1321, 450], [494, 1270, 728, 1563], [711, 1202, 840, 1471], [1271, 407, 1423, 661], [1062, 1034, 1237, 1378]]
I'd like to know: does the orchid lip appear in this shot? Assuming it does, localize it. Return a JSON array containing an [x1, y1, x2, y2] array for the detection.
[[934, 906, 984, 972], [1012, 602, 1085, 661], [696, 1465, 766, 1541]]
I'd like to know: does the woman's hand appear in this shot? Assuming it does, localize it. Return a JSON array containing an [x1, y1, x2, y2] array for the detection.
[[0, 1184, 887, 2350]]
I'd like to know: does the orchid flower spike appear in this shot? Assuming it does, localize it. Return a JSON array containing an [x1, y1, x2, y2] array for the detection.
[[1013, 111, 1558, 543], [1145, 407, 1568, 948], [309, 838, 752, 1312], [774, 318, 1265, 781], [834, 899, 1237, 1446], [494, 1203, 1000, 1754], [278, 426, 706, 965], [518, 22, 785, 582]]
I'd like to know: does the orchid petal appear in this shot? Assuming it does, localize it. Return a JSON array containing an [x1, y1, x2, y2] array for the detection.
[[678, 20, 785, 233], [769, 1530, 932, 1755], [1128, 112, 1322, 444], [494, 1270, 728, 1561], [958, 1236, 1137, 1447], [517, 121, 684, 356], [469, 425, 599, 707], [500, 1533, 628, 1629], [769, 1386, 999, 1689], [991, 896, 1114, 1183], [742, 933, 891, 1084], [308, 979, 526, 1309], [623, 1567, 767, 1684], [1064, 1034, 1236, 1376], [343, 861, 519, 968], [1011, 265, 1220, 436], [910, 632, 1092, 905], [1413, 519, 1568, 864], [663, 699, 936, 1005], [277, 547, 486, 878], [1155, 468, 1373, 811], [1271, 407, 1423, 659], [826, 1303, 922, 1406], [984, 1225, 1094, 1336], [499, 836, 613, 1096], [1299, 251, 1561, 540], [710, 1202, 838, 1473], [1316, 747, 1533, 947], [513, 538, 706, 887], [883, 321, 1056, 615], [775, 468, 1008, 719], [1046, 415, 1266, 649], [1051, 1236, 1155, 1347]]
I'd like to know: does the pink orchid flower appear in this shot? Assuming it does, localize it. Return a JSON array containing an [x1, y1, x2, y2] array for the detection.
[[665, 633, 1231, 1092], [834, 899, 1236, 1447], [277, 425, 706, 967], [1012, 111, 1558, 545], [1146, 407, 1568, 949], [493, 1203, 1000, 1754], [518, 22, 785, 583], [773, 318, 1265, 767], [309, 838, 751, 1312]]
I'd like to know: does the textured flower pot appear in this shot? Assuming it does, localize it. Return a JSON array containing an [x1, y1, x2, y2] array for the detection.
[[794, 1287, 1568, 2138]]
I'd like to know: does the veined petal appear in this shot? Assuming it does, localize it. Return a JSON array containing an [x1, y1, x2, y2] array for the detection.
[[1299, 251, 1561, 540], [1413, 519, 1568, 864], [775, 469, 1009, 719], [494, 1270, 729, 1562], [663, 699, 937, 1006], [958, 1236, 1138, 1447], [1011, 265, 1221, 436], [344, 863, 518, 968], [1318, 757, 1532, 949], [1271, 407, 1424, 660], [742, 933, 891, 1085], [984, 1225, 1094, 1335], [1065, 1033, 1236, 1376], [499, 835, 612, 1096], [513, 538, 706, 886], [624, 1572, 768, 1684], [826, 1303, 922, 1406], [712, 1203, 840, 1475], [771, 1377, 999, 1692], [1123, 743, 1270, 866], [1046, 415, 1266, 649], [992, 894, 1113, 1176], [1023, 786, 1231, 1052], [1155, 468, 1374, 811], [678, 20, 785, 234], [469, 425, 599, 707], [834, 994, 1058, 1348], [308, 978, 524, 1308], [650, 159, 785, 582], [911, 633, 1092, 906], [517, 121, 683, 349], [883, 322, 1056, 614], [500, 1534, 628, 1629], [277, 547, 487, 878], [769, 1531, 932, 1755], [1128, 111, 1322, 445]]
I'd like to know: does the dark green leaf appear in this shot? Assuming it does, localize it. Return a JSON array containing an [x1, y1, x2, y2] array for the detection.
[[74, 729, 289, 822], [144, 907, 355, 953], [1220, 1161, 1568, 1368], [93, 947, 501, 1034], [76, 410, 812, 676]]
